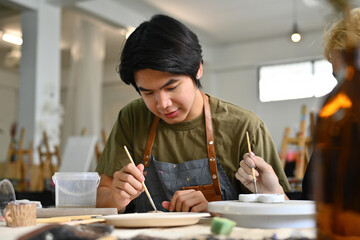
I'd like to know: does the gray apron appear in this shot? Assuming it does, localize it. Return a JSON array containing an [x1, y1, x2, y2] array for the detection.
[[135, 92, 237, 212]]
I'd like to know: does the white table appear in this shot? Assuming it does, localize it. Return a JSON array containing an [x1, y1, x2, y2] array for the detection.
[[0, 218, 316, 240]]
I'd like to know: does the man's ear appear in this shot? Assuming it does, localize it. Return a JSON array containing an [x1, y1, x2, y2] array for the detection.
[[196, 63, 203, 79]]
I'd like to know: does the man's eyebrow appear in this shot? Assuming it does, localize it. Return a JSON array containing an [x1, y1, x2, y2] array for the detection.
[[138, 86, 151, 92], [138, 79, 179, 92], [160, 79, 179, 89]]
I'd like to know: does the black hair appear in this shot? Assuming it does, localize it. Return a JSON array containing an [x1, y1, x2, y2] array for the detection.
[[118, 14, 203, 93]]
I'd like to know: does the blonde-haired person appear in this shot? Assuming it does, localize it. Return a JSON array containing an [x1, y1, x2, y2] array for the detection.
[[301, 7, 360, 200], [323, 8, 360, 79]]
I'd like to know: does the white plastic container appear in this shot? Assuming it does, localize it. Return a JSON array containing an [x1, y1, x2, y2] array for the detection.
[[52, 172, 100, 208]]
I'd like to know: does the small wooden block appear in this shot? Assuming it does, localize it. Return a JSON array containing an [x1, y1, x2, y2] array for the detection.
[[4, 203, 37, 227]]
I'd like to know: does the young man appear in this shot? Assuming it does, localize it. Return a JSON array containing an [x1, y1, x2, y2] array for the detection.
[[96, 14, 290, 213]]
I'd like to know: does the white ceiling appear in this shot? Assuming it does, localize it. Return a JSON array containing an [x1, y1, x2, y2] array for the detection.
[[0, 0, 360, 67], [116, 0, 346, 45]]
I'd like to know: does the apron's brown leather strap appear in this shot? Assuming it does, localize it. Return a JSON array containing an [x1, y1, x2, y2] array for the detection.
[[182, 184, 222, 201], [143, 116, 159, 167], [201, 92, 222, 196]]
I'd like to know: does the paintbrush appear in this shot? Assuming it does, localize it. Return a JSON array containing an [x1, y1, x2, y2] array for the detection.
[[123, 146, 158, 212], [246, 131, 258, 194]]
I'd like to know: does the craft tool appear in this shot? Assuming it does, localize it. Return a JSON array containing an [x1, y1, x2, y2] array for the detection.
[[246, 131, 258, 194], [124, 146, 158, 211]]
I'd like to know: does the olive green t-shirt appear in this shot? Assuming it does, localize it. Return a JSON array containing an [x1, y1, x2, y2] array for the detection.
[[96, 95, 291, 193]]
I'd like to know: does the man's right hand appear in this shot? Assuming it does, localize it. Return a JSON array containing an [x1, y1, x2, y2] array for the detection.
[[96, 163, 145, 212]]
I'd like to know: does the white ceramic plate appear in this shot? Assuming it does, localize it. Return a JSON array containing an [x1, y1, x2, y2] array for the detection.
[[102, 212, 211, 228], [208, 200, 315, 229], [238, 193, 285, 203]]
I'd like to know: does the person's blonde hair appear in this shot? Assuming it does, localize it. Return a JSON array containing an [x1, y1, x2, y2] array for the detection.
[[323, 8, 360, 62]]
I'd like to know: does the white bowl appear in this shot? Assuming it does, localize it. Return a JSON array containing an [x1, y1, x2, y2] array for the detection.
[[208, 200, 316, 229]]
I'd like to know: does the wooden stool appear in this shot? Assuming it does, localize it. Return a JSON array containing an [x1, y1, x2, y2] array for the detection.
[[32, 131, 61, 191], [95, 129, 107, 163], [81, 127, 107, 163], [4, 128, 33, 191], [279, 105, 315, 180]]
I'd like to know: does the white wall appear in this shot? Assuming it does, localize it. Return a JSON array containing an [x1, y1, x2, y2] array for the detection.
[[203, 30, 327, 149], [100, 63, 140, 137], [59, 61, 139, 153]]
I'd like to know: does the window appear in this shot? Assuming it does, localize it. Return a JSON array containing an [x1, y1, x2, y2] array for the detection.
[[259, 60, 338, 102]]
